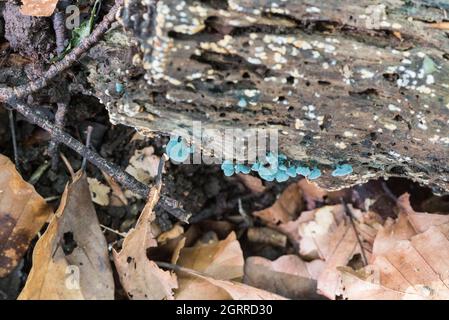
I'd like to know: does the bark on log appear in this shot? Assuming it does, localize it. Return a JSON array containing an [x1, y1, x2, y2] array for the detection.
[[86, 0, 449, 193]]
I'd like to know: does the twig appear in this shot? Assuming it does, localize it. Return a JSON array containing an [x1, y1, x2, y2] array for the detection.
[[155, 261, 208, 278], [8, 109, 19, 169], [100, 224, 127, 238], [52, 9, 67, 55], [81, 125, 93, 171], [60, 152, 75, 178], [49, 102, 69, 171], [341, 199, 368, 266], [0, 0, 124, 103], [28, 161, 51, 185], [48, 102, 68, 172], [8, 98, 190, 222]]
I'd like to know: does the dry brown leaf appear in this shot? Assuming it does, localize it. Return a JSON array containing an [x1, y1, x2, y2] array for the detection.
[[333, 194, 449, 300], [125, 147, 162, 185], [174, 231, 282, 300], [177, 232, 244, 281], [157, 224, 184, 245], [0, 154, 53, 277], [272, 203, 382, 299], [339, 225, 449, 299], [20, 0, 58, 17], [87, 177, 111, 206], [237, 174, 265, 193], [244, 255, 324, 299], [18, 171, 114, 300], [253, 182, 303, 225], [298, 179, 327, 210], [398, 193, 449, 233], [113, 185, 177, 300]]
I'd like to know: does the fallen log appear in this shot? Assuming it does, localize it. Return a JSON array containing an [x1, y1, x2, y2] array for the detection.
[[86, 0, 449, 193]]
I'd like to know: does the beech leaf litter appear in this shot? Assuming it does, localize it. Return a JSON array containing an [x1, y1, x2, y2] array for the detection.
[[0, 152, 448, 300]]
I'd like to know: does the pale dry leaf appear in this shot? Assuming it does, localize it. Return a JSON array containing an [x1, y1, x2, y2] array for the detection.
[[335, 196, 449, 300], [0, 154, 53, 277], [113, 186, 177, 300], [20, 0, 58, 17], [277, 205, 345, 260], [87, 177, 111, 206], [316, 222, 360, 298], [398, 193, 449, 233], [244, 255, 324, 299], [177, 232, 244, 281], [339, 225, 449, 300], [18, 171, 114, 300], [125, 147, 162, 185], [253, 182, 303, 225]]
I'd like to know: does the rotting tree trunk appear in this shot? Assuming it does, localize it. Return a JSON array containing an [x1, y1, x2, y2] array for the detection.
[[86, 0, 449, 193]]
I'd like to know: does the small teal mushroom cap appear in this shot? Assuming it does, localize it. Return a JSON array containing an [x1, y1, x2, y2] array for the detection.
[[221, 160, 235, 176], [251, 162, 261, 172], [286, 166, 297, 177], [237, 98, 247, 108], [296, 166, 311, 177], [115, 82, 124, 93], [166, 136, 192, 163], [275, 170, 289, 182], [235, 163, 251, 174], [332, 164, 353, 177], [308, 167, 322, 180]]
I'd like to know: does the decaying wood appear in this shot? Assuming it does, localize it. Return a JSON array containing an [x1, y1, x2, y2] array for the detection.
[[86, 0, 449, 192]]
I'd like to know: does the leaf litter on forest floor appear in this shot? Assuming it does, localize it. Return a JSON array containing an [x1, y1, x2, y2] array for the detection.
[[113, 183, 178, 300], [18, 171, 114, 299], [174, 232, 286, 300], [0, 154, 53, 277], [336, 194, 449, 300]]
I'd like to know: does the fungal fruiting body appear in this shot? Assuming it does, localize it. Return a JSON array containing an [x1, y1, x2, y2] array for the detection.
[[165, 136, 193, 163]]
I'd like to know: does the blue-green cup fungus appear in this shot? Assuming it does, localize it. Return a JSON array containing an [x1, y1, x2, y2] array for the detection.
[[331, 164, 353, 177], [165, 136, 193, 163], [308, 167, 322, 180]]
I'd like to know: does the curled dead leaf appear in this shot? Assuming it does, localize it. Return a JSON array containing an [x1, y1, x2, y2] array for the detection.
[[0, 154, 53, 277], [113, 185, 177, 300]]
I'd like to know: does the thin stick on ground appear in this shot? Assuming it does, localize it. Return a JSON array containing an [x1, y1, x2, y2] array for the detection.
[[341, 199, 368, 266], [81, 125, 93, 171], [49, 102, 69, 171], [8, 109, 19, 169], [8, 98, 190, 222]]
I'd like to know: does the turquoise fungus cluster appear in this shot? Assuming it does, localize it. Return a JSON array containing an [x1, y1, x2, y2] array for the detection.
[[165, 137, 353, 182], [221, 153, 322, 183]]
